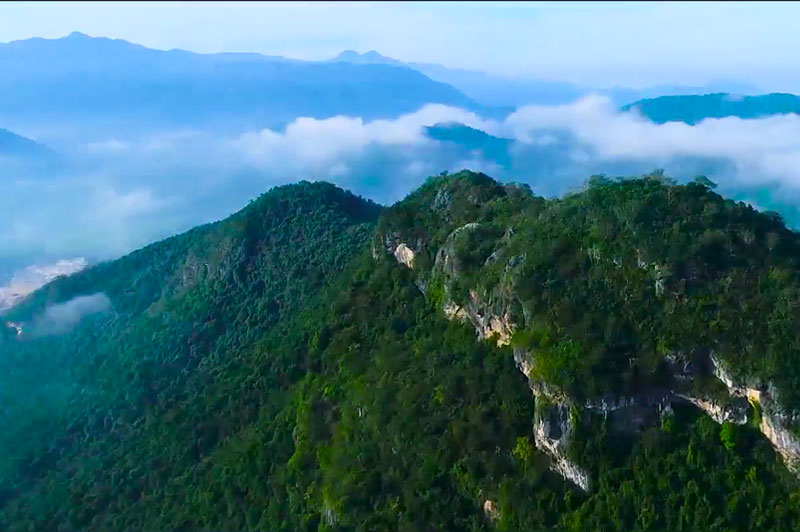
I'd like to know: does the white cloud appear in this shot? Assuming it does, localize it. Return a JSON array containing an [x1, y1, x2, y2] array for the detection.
[[12, 97, 800, 277], [92, 185, 165, 219], [86, 138, 130, 154], [33, 292, 111, 336], [505, 95, 800, 191], [0, 258, 88, 312], [232, 104, 498, 170]]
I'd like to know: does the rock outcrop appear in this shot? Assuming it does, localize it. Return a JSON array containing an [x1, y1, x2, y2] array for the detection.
[[377, 189, 800, 490], [393, 243, 416, 270], [533, 397, 591, 492], [482, 499, 499, 522], [710, 356, 800, 475], [674, 394, 749, 425]]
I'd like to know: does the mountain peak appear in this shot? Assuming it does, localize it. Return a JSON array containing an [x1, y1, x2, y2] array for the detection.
[[333, 49, 402, 65], [65, 31, 91, 40]]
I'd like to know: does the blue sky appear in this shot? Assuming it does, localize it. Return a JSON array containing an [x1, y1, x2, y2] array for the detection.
[[0, 1, 799, 89]]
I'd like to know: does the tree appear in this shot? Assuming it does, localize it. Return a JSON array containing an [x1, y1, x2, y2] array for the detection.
[[693, 175, 718, 189], [720, 422, 737, 451]]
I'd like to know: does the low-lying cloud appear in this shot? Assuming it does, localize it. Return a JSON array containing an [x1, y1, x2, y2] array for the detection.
[[5, 97, 800, 281], [505, 94, 800, 190], [32, 293, 111, 336]]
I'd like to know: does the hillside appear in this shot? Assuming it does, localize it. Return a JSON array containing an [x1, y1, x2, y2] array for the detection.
[[0, 33, 482, 135], [425, 122, 513, 167], [623, 93, 800, 124], [2, 172, 800, 531]]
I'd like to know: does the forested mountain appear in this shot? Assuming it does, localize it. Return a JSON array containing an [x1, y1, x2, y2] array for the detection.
[[425, 122, 513, 167], [0, 33, 483, 136], [624, 93, 800, 124], [2, 171, 800, 531]]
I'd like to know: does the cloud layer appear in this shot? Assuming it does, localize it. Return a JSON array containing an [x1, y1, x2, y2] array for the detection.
[[6, 96, 800, 281]]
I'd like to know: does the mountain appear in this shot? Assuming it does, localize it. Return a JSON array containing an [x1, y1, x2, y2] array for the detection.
[[333, 50, 404, 66], [425, 122, 513, 166], [2, 172, 800, 530], [330, 51, 761, 109], [331, 50, 582, 108], [0, 127, 51, 158], [0, 33, 483, 138], [623, 93, 800, 124]]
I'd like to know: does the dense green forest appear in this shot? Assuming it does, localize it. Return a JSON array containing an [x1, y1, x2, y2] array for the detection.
[[2, 171, 800, 531]]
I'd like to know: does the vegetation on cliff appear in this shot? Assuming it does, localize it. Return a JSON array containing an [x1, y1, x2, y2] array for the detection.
[[2, 171, 800, 531]]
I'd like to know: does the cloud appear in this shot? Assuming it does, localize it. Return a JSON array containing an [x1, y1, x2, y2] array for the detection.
[[504, 94, 800, 195], [231, 104, 498, 170], [9, 97, 800, 282], [91, 184, 167, 219], [0, 105, 504, 275], [32, 292, 111, 336], [0, 258, 88, 312]]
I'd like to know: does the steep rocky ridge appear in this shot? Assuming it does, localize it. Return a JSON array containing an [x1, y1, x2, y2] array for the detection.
[[376, 170, 800, 490]]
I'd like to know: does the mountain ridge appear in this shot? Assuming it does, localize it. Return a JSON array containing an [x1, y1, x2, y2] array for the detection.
[[0, 33, 486, 138], [624, 93, 800, 124], [2, 171, 800, 530]]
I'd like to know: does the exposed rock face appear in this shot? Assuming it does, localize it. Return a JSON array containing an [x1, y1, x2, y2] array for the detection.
[[584, 391, 674, 434], [483, 499, 499, 522], [761, 414, 800, 475], [464, 290, 515, 347], [377, 206, 800, 488], [443, 301, 467, 321], [430, 223, 519, 347], [438, 293, 516, 347], [711, 356, 800, 475], [533, 398, 591, 492], [513, 347, 533, 379], [675, 394, 749, 425], [393, 243, 415, 269]]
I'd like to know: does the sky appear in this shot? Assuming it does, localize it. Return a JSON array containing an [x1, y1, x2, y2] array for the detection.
[[1, 1, 799, 89]]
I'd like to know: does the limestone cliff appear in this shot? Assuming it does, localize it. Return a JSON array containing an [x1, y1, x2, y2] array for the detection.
[[376, 173, 800, 491]]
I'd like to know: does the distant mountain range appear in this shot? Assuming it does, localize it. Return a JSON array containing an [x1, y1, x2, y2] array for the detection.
[[623, 93, 800, 124], [0, 33, 771, 145], [330, 50, 762, 108], [0, 33, 487, 140]]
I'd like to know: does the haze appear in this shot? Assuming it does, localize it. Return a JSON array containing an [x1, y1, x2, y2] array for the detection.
[[1, 1, 799, 90]]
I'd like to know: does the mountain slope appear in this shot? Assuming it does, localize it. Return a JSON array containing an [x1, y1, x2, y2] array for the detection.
[[425, 122, 513, 166], [330, 50, 761, 109], [2, 172, 800, 531], [624, 93, 800, 124], [0, 127, 50, 158], [0, 33, 482, 136], [330, 49, 582, 108]]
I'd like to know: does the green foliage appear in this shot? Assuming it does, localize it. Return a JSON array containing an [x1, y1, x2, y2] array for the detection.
[[720, 422, 738, 451], [1, 172, 800, 531]]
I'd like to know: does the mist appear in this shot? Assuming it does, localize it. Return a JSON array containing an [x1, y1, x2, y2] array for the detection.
[[31, 292, 111, 336], [5, 96, 800, 283]]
